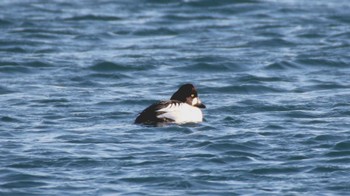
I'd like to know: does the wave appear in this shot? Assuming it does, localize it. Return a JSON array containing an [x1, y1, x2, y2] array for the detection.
[[64, 14, 123, 21], [250, 166, 304, 175], [174, 55, 246, 72], [296, 58, 348, 68], [175, 62, 232, 72], [203, 84, 285, 94], [293, 82, 349, 93], [11, 28, 77, 36], [89, 61, 156, 72], [25, 61, 53, 68], [0, 61, 52, 73], [0, 18, 12, 26], [204, 142, 259, 152], [0, 65, 30, 73], [132, 27, 178, 36], [264, 60, 299, 70], [184, 0, 260, 7], [163, 14, 219, 21], [1, 116, 21, 123], [328, 14, 350, 24], [246, 38, 296, 48], [265, 57, 348, 71], [0, 39, 43, 47], [237, 74, 287, 83], [333, 140, 350, 150], [0, 47, 27, 53], [308, 166, 344, 173]]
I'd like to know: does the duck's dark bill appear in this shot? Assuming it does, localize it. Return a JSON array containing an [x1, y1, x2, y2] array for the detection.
[[196, 103, 206, 108]]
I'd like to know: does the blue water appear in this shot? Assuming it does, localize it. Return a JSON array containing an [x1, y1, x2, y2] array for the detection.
[[1, 0, 350, 195]]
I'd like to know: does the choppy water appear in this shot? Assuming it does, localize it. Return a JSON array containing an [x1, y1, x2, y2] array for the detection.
[[1, 0, 350, 195]]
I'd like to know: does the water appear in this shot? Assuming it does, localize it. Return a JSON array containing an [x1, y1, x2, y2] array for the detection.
[[1, 0, 350, 195]]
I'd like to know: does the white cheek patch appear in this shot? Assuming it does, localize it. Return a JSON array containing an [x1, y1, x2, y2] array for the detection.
[[192, 97, 199, 106]]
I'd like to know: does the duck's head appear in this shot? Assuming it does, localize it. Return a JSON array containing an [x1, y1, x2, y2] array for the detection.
[[170, 83, 206, 108]]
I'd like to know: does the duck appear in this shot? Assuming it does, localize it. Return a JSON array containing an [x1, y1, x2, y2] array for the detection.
[[135, 83, 206, 125]]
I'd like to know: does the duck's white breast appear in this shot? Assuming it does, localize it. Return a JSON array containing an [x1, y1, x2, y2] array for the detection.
[[156, 103, 203, 123]]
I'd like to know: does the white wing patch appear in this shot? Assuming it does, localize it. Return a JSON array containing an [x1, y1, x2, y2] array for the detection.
[[157, 103, 203, 123]]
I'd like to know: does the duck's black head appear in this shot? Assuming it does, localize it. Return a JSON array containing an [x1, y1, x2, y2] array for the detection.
[[170, 83, 206, 108]]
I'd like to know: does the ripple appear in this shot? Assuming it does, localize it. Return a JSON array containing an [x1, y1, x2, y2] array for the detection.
[[203, 84, 285, 94], [120, 176, 185, 186], [262, 124, 286, 130], [333, 140, 350, 150], [308, 166, 344, 173], [88, 73, 130, 80], [250, 166, 304, 175], [294, 82, 349, 93], [0, 39, 43, 47], [1, 181, 47, 189], [314, 134, 343, 141], [264, 60, 299, 70], [11, 28, 77, 36], [69, 76, 100, 87], [0, 47, 27, 53], [0, 64, 31, 73], [163, 14, 219, 21], [175, 62, 234, 73], [328, 14, 350, 24], [1, 116, 22, 123], [185, 0, 260, 7], [326, 158, 350, 164], [0, 18, 12, 25], [283, 111, 323, 119], [89, 61, 155, 72], [0, 60, 51, 72], [64, 14, 123, 21], [223, 150, 261, 159], [247, 38, 296, 48], [25, 61, 53, 68], [237, 74, 287, 83], [296, 58, 348, 68], [0, 171, 49, 189], [55, 135, 120, 144], [132, 27, 178, 36], [324, 151, 350, 157], [174, 55, 247, 73], [34, 98, 70, 104], [0, 86, 14, 94], [205, 142, 258, 152]]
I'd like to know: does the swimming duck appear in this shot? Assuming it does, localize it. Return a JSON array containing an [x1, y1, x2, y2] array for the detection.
[[135, 84, 206, 125]]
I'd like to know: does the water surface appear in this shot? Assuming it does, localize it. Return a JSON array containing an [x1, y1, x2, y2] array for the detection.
[[1, 0, 350, 195]]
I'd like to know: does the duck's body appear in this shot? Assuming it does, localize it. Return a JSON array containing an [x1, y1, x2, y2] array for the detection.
[[135, 84, 206, 125]]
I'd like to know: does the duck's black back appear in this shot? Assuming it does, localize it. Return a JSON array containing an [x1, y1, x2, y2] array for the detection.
[[134, 100, 181, 124]]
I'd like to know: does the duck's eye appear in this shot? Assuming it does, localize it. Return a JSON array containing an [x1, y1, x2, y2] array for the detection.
[[191, 94, 195, 98]]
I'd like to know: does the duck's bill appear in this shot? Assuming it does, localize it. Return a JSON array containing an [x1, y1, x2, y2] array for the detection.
[[196, 103, 206, 108]]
